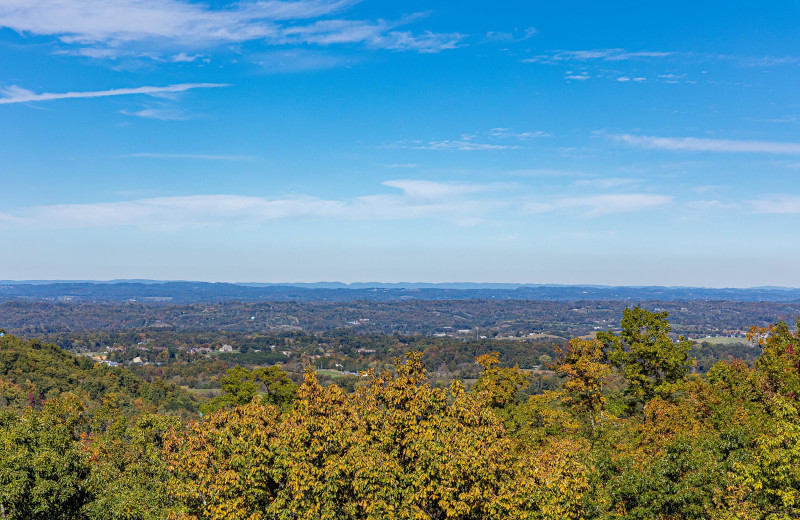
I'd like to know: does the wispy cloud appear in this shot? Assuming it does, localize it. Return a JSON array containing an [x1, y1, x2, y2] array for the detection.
[[525, 48, 672, 64], [382, 163, 418, 169], [0, 0, 462, 57], [0, 212, 23, 223], [736, 55, 800, 67], [382, 179, 490, 199], [0, 83, 229, 105], [388, 128, 547, 151], [615, 134, 800, 155], [120, 153, 254, 161], [409, 139, 514, 151], [506, 168, 581, 177], [120, 107, 192, 120], [573, 177, 641, 189], [1, 180, 507, 229], [692, 185, 725, 194], [488, 128, 548, 139], [0, 178, 681, 230], [686, 200, 738, 211], [750, 114, 800, 124], [525, 193, 672, 216], [751, 195, 800, 214]]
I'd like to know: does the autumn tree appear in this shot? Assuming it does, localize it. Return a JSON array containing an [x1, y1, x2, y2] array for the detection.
[[166, 353, 528, 519], [748, 319, 800, 401], [473, 352, 529, 409], [554, 338, 611, 436]]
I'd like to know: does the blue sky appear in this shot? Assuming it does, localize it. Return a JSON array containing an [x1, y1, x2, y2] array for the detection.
[[1, 1, 799, 286]]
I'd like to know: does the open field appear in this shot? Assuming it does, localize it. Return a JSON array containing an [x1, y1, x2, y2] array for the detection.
[[692, 336, 752, 346]]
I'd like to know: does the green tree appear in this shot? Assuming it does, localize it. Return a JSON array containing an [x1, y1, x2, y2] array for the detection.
[[200, 366, 259, 414], [734, 397, 800, 519], [0, 394, 92, 520], [83, 395, 178, 520], [253, 365, 297, 408], [598, 306, 692, 414]]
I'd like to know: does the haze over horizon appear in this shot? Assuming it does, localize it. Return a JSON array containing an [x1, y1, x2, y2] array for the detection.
[[2, 1, 799, 286]]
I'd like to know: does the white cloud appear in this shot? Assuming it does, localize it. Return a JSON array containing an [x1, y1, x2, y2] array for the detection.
[[692, 185, 724, 194], [26, 195, 347, 228], [526, 48, 672, 64], [525, 193, 672, 216], [389, 128, 546, 151], [381, 163, 418, 169], [421, 140, 513, 151], [658, 73, 685, 81], [1, 180, 507, 229], [0, 0, 355, 43], [686, 200, 738, 210], [506, 168, 580, 177], [0, 83, 229, 105], [0, 0, 462, 57], [382, 179, 488, 200], [0, 181, 678, 231], [573, 177, 641, 188], [615, 134, 800, 155], [0, 212, 22, 223], [169, 52, 203, 62], [488, 128, 549, 139], [751, 196, 800, 214], [387, 138, 512, 151], [120, 107, 192, 120], [485, 27, 536, 43]]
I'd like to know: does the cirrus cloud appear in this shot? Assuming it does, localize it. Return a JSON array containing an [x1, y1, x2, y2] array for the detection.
[[615, 134, 800, 155], [524, 193, 672, 216], [0, 83, 229, 105], [0, 0, 463, 57]]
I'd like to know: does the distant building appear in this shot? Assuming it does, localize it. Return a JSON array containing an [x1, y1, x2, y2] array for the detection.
[[220, 344, 234, 352]]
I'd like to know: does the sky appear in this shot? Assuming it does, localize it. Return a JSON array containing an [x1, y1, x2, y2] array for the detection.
[[1, 0, 799, 286]]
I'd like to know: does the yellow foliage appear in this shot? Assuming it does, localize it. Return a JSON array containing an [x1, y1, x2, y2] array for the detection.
[[165, 353, 534, 519]]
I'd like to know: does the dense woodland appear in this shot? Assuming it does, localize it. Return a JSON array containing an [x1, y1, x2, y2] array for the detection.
[[1, 307, 799, 519]]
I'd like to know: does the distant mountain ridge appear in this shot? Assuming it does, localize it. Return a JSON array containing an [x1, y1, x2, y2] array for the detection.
[[0, 280, 799, 303]]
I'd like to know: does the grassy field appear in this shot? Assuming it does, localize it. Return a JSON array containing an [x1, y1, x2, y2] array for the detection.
[[316, 369, 358, 379], [692, 336, 751, 346]]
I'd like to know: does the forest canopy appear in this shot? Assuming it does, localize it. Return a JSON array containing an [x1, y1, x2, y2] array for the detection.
[[0, 307, 799, 519]]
